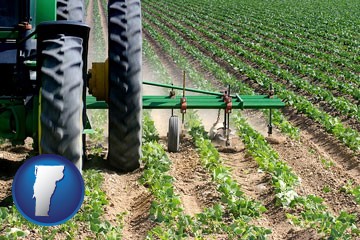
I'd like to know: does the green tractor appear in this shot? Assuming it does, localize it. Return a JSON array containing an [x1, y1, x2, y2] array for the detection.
[[0, 0, 142, 172], [0, 0, 285, 173]]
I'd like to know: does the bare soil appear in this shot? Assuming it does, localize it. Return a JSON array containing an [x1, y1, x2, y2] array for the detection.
[[100, 166, 155, 240], [165, 138, 220, 216]]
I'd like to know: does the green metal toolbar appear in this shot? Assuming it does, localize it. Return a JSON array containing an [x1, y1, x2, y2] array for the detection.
[[142, 95, 283, 109], [86, 81, 284, 110], [86, 95, 284, 110]]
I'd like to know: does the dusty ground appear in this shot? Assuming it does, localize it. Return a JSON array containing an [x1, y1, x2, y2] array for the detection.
[[165, 138, 220, 216]]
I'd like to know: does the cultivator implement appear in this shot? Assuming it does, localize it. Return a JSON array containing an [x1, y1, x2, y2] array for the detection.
[[86, 82, 284, 110], [86, 75, 284, 151]]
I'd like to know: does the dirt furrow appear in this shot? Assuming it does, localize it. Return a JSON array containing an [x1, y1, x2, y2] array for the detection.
[[101, 169, 154, 240], [215, 132, 317, 239], [165, 139, 220, 216], [143, 56, 220, 217]]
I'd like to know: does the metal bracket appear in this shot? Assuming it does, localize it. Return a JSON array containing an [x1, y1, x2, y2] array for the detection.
[[181, 71, 186, 123], [180, 97, 187, 114], [268, 84, 274, 136], [222, 85, 231, 146], [170, 83, 175, 117]]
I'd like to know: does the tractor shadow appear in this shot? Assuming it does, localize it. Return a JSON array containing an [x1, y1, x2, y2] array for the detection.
[[84, 153, 109, 170], [0, 158, 25, 177], [0, 145, 33, 208], [0, 195, 13, 208], [84, 151, 144, 175], [0, 139, 34, 177]]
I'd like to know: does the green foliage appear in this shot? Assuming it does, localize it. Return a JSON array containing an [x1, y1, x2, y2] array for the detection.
[[142, 111, 160, 143], [341, 181, 360, 205], [233, 114, 299, 207], [186, 112, 271, 236], [322, 186, 332, 193], [321, 158, 335, 169], [0, 206, 32, 239], [231, 113, 358, 238], [287, 195, 358, 239]]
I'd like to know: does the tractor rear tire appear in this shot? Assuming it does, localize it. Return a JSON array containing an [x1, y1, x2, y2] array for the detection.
[[57, 0, 87, 161], [107, 0, 142, 172], [57, 0, 85, 22], [39, 35, 84, 171]]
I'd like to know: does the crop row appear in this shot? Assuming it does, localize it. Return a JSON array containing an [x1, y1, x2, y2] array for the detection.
[[163, 0, 360, 75], [142, 20, 359, 238], [141, 47, 272, 238], [341, 181, 360, 206], [222, 0, 360, 43], [154, 0, 360, 100], [181, 0, 360, 60], [100, 0, 108, 22], [233, 115, 359, 238], [145, 1, 360, 125], [186, 106, 358, 238], [142, 5, 360, 152], [142, 111, 270, 239]]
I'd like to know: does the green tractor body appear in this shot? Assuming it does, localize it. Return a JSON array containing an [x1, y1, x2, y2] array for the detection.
[[0, 0, 89, 170], [0, 0, 56, 144]]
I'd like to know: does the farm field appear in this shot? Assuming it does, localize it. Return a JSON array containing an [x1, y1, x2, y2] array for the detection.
[[1, 0, 360, 239]]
